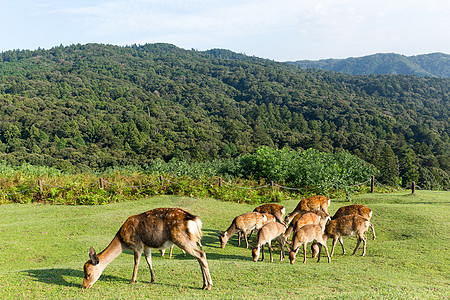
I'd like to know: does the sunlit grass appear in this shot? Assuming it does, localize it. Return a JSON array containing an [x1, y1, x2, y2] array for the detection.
[[0, 191, 448, 299]]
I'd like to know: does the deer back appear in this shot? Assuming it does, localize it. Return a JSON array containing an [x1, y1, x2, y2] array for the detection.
[[332, 204, 372, 220], [261, 213, 276, 223], [254, 203, 286, 222], [120, 208, 201, 249], [235, 212, 267, 231], [288, 195, 330, 220], [299, 195, 330, 213], [257, 221, 286, 245], [292, 212, 321, 231], [325, 214, 370, 237], [291, 224, 325, 248]]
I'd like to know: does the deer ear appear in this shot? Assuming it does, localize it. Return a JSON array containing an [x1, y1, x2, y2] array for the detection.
[[89, 247, 99, 265]]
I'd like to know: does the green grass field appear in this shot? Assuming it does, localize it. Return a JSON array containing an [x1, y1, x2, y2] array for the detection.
[[0, 191, 449, 299]]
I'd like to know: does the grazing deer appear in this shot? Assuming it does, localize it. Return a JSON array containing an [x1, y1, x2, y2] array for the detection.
[[82, 207, 213, 290], [332, 204, 372, 220], [252, 222, 287, 263], [285, 195, 330, 224], [253, 203, 286, 225], [288, 224, 331, 264], [325, 214, 376, 257], [284, 211, 330, 259], [219, 212, 267, 249], [283, 211, 330, 241]]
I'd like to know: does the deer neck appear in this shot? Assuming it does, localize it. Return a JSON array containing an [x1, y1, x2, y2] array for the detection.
[[222, 223, 238, 244], [97, 233, 126, 268]]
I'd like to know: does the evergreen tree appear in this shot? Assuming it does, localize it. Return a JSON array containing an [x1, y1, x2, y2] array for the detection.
[[373, 143, 400, 186]]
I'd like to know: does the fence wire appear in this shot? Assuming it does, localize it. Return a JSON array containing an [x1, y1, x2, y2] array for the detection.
[[0, 176, 440, 197]]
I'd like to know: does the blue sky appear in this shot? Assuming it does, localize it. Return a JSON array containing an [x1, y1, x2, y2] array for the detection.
[[1, 0, 449, 61]]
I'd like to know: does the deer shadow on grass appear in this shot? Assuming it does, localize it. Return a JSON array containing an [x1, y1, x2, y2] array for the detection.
[[22, 267, 202, 290], [155, 229, 253, 262], [22, 268, 127, 288], [201, 228, 258, 249]]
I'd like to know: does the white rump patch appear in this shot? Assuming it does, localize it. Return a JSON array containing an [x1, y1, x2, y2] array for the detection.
[[281, 208, 286, 215], [369, 211, 373, 218], [187, 219, 201, 239], [262, 214, 267, 222]]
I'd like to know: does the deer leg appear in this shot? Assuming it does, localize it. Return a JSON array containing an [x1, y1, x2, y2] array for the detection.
[[169, 245, 174, 259], [311, 242, 320, 258], [303, 243, 308, 263], [353, 233, 367, 256], [261, 245, 265, 261], [268, 242, 273, 263], [362, 235, 367, 256], [279, 238, 285, 261], [370, 223, 376, 240], [338, 236, 345, 254], [316, 243, 322, 262], [238, 231, 242, 247], [247, 229, 254, 241], [143, 247, 156, 283], [331, 237, 338, 257], [320, 241, 331, 263], [182, 244, 213, 290], [243, 230, 250, 249], [131, 249, 142, 284], [352, 236, 361, 255]]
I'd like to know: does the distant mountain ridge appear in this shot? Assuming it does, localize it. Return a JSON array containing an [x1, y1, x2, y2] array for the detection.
[[289, 53, 450, 78]]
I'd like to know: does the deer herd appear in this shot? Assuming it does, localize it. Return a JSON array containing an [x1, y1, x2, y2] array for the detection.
[[82, 196, 376, 290]]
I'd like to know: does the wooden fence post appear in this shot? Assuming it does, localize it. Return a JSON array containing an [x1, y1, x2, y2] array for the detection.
[[160, 175, 164, 189], [38, 179, 43, 200], [99, 178, 104, 189], [411, 181, 416, 194], [371, 176, 375, 193], [218, 177, 223, 187]]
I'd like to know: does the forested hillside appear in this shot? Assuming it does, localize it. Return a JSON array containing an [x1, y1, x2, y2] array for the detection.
[[0, 43, 448, 189], [290, 53, 450, 78]]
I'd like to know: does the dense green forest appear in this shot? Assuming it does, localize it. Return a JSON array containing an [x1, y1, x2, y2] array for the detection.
[[0, 43, 448, 189], [290, 52, 450, 78]]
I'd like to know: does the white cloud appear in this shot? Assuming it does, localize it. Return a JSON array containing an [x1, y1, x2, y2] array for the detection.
[[1, 0, 448, 60]]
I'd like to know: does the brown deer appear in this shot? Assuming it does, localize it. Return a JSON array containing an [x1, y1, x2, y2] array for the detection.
[[283, 211, 330, 259], [332, 204, 373, 220], [252, 222, 287, 263], [253, 203, 286, 224], [219, 212, 267, 249], [288, 224, 331, 264], [283, 211, 330, 241], [325, 214, 376, 257], [285, 195, 330, 224], [82, 207, 213, 290]]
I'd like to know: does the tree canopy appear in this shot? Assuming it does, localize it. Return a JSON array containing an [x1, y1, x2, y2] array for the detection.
[[0, 43, 448, 189]]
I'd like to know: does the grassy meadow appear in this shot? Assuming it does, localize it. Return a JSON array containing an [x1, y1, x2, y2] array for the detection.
[[0, 190, 449, 299]]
